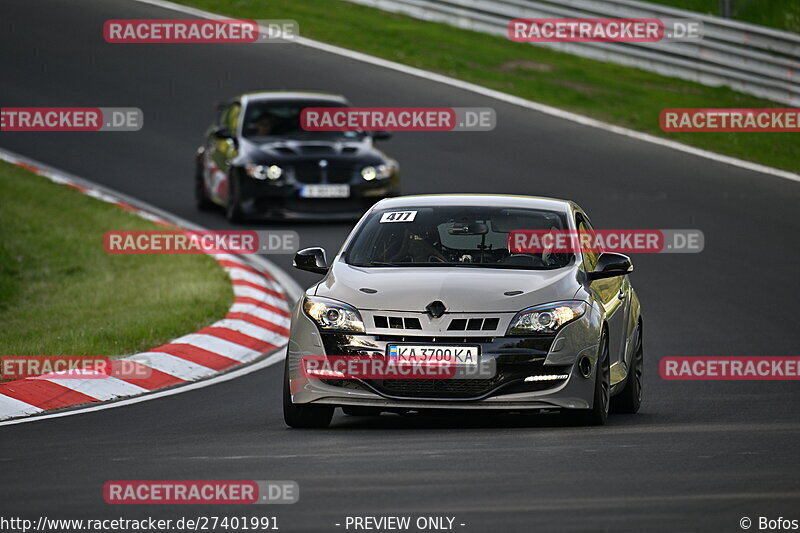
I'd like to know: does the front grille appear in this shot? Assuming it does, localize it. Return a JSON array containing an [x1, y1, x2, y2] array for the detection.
[[379, 375, 503, 398], [321, 378, 369, 391], [448, 317, 500, 331], [292, 163, 354, 184], [374, 315, 422, 330], [375, 335, 495, 343]]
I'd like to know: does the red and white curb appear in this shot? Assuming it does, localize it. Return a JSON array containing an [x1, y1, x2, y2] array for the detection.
[[0, 149, 302, 422]]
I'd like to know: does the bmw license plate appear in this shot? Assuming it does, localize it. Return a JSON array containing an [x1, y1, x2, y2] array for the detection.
[[387, 345, 480, 367], [300, 184, 350, 198]]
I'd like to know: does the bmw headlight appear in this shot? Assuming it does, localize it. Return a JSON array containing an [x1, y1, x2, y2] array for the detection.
[[361, 163, 394, 181], [245, 164, 282, 180], [507, 301, 586, 335], [303, 296, 366, 333]]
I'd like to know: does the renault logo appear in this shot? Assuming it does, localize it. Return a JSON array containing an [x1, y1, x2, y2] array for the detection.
[[425, 300, 446, 318]]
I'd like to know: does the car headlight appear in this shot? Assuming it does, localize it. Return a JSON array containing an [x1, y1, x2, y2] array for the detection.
[[507, 301, 586, 335], [361, 163, 394, 181], [303, 296, 366, 333], [245, 164, 282, 180]]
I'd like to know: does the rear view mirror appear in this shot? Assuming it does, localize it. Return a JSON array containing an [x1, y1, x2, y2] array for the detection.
[[294, 247, 329, 275], [587, 252, 633, 280], [448, 222, 488, 235]]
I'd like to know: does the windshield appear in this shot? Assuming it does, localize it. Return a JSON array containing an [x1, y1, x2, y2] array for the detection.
[[242, 100, 364, 141], [346, 206, 573, 270]]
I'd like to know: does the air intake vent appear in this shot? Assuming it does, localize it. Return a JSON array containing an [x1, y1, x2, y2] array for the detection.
[[300, 145, 335, 154], [448, 317, 500, 331], [374, 316, 422, 330]]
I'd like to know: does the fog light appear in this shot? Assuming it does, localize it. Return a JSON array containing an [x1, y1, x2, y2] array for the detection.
[[579, 356, 592, 378]]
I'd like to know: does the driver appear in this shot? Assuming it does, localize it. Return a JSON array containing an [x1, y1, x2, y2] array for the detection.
[[387, 226, 447, 263]]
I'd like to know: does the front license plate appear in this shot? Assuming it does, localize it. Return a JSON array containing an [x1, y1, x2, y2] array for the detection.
[[300, 184, 350, 198], [387, 345, 480, 367]]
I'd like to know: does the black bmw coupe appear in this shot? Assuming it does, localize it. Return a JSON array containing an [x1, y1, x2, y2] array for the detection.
[[195, 91, 400, 221]]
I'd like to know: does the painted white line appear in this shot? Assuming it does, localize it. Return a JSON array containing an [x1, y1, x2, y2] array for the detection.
[[0, 349, 286, 427], [0, 394, 43, 418], [42, 377, 149, 401], [212, 253, 247, 264], [125, 352, 216, 381], [227, 267, 277, 289], [233, 286, 290, 309], [229, 303, 292, 328], [169, 333, 263, 362], [130, 0, 800, 184], [211, 319, 290, 346]]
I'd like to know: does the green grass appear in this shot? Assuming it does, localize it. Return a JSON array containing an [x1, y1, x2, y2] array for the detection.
[[640, 0, 800, 33], [176, 0, 798, 173], [0, 161, 233, 357]]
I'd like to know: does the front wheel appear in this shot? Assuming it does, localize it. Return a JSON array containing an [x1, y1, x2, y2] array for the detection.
[[225, 173, 245, 223], [612, 323, 643, 414], [571, 331, 610, 426], [195, 164, 214, 211], [283, 361, 333, 429]]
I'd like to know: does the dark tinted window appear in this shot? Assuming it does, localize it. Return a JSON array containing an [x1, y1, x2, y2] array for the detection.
[[242, 99, 363, 141]]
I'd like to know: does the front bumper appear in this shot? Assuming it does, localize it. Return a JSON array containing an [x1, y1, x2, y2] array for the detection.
[[237, 169, 399, 219], [287, 306, 602, 411]]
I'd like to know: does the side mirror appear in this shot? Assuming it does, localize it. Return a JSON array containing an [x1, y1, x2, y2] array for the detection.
[[212, 126, 233, 139], [293, 247, 329, 275], [372, 131, 392, 141], [587, 252, 633, 281]]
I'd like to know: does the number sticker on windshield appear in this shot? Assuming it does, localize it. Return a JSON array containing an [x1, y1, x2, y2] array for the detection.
[[380, 211, 417, 223]]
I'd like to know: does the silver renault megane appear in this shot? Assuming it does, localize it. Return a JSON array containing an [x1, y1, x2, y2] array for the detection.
[[283, 195, 643, 428]]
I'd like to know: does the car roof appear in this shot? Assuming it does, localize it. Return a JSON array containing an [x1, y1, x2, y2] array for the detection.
[[371, 194, 576, 214], [240, 91, 348, 105]]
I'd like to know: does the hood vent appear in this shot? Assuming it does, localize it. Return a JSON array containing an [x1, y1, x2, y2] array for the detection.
[[299, 145, 335, 155]]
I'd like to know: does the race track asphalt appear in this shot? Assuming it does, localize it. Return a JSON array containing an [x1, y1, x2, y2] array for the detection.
[[1, 1, 800, 531]]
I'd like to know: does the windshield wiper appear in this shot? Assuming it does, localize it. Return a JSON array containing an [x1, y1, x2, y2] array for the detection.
[[350, 261, 399, 267]]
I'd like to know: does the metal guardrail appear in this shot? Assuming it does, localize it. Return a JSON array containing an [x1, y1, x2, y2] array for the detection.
[[344, 0, 800, 105]]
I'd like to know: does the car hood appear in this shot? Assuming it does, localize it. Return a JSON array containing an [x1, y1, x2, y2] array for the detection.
[[315, 262, 582, 313], [242, 139, 384, 163]]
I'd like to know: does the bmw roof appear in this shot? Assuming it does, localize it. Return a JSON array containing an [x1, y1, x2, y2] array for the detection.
[[240, 91, 349, 104]]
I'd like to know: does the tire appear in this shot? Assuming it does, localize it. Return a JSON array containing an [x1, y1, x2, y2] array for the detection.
[[225, 173, 245, 223], [611, 323, 643, 414], [571, 331, 610, 426], [282, 360, 333, 429], [342, 406, 382, 417], [195, 165, 214, 211]]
